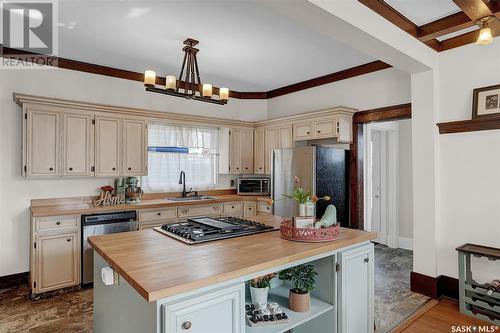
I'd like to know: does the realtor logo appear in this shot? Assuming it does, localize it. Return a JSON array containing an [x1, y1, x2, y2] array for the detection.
[[1, 0, 57, 68]]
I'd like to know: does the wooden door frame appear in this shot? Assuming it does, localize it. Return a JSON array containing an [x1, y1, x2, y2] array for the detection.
[[349, 103, 411, 230]]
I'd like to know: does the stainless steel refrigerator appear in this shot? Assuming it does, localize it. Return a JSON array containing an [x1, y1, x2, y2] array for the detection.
[[271, 146, 349, 226]]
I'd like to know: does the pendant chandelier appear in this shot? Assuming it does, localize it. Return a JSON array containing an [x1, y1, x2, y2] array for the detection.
[[143, 38, 229, 105]]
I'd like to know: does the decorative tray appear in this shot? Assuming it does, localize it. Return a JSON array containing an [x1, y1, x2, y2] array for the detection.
[[280, 219, 340, 243]]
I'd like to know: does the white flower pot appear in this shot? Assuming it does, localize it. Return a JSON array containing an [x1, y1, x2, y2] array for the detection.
[[250, 286, 269, 305], [298, 203, 307, 217]]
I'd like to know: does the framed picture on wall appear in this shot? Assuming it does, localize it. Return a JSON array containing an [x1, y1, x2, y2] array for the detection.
[[472, 84, 500, 119]]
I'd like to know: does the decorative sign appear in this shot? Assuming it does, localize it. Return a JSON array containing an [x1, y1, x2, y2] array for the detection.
[[94, 191, 125, 206]]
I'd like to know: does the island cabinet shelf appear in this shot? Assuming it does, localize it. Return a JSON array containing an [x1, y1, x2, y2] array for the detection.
[[246, 286, 334, 333]]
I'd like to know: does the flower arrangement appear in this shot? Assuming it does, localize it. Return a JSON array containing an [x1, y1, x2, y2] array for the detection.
[[100, 185, 115, 194], [248, 273, 277, 305], [281, 176, 331, 204], [248, 273, 276, 289]]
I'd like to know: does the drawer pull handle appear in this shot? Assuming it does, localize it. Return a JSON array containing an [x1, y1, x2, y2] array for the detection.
[[364, 258, 369, 263], [157, 212, 161, 216], [231, 206, 234, 209], [56, 221, 61, 225], [66, 238, 71, 242], [182, 321, 192, 330], [306, 131, 310, 134], [317, 130, 321, 133]]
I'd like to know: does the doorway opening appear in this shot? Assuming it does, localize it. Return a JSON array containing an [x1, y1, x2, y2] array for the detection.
[[363, 119, 429, 332]]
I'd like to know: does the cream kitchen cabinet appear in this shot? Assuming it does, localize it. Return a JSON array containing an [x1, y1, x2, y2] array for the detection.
[[229, 128, 242, 174], [253, 128, 265, 174], [31, 215, 80, 296], [264, 127, 280, 175], [279, 126, 294, 148], [94, 115, 122, 177], [243, 202, 257, 218], [222, 202, 243, 217], [25, 109, 60, 177], [229, 128, 254, 175], [178, 204, 222, 218], [63, 113, 93, 176], [293, 122, 313, 141], [123, 118, 148, 176], [241, 129, 254, 174]]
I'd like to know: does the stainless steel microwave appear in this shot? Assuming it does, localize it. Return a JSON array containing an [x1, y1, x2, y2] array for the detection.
[[237, 177, 270, 196]]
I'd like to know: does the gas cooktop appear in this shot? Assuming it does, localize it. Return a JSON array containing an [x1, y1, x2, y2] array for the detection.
[[154, 216, 277, 244]]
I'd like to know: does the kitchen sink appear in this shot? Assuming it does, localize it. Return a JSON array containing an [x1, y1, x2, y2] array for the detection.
[[166, 196, 217, 202]]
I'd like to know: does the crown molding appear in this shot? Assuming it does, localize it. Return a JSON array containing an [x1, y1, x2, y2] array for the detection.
[[2, 46, 391, 100]]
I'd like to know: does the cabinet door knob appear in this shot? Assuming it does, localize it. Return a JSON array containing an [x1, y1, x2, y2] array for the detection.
[[157, 212, 161, 216], [69, 167, 73, 171], [182, 321, 192, 330], [231, 206, 235, 209], [364, 258, 369, 263], [49, 167, 54, 171], [306, 131, 310, 134], [112, 167, 116, 171], [128, 167, 131, 171], [66, 238, 71, 242], [56, 221, 61, 225], [245, 167, 248, 170], [317, 130, 321, 134]]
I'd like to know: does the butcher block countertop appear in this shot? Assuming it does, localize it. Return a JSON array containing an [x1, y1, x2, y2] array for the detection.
[[30, 193, 271, 217], [88, 215, 377, 302]]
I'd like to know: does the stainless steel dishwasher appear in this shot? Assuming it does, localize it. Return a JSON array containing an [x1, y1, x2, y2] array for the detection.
[[81, 211, 137, 286]]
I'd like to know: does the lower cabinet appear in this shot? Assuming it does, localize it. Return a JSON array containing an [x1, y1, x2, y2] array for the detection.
[[257, 201, 272, 215], [223, 202, 243, 217], [162, 284, 244, 333], [338, 243, 374, 333], [243, 202, 257, 218]]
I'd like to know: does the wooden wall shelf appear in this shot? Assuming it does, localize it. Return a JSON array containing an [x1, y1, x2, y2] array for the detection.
[[437, 117, 500, 134]]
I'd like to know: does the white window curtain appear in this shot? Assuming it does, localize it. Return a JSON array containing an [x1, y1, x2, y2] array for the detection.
[[142, 123, 219, 192]]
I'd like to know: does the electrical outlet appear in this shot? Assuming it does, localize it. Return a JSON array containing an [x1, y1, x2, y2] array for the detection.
[[230, 179, 235, 187]]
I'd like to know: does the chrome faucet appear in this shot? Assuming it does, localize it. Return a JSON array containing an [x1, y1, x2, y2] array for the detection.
[[178, 170, 192, 198]]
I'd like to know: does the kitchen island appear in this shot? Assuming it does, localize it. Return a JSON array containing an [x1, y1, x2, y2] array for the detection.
[[88, 215, 377, 333]]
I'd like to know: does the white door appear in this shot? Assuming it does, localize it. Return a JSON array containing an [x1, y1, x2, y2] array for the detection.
[[370, 130, 386, 245]]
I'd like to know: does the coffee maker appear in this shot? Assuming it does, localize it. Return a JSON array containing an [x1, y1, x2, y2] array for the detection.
[[125, 177, 143, 203]]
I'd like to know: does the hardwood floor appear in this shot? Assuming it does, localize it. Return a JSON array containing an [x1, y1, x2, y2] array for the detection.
[[393, 298, 499, 333]]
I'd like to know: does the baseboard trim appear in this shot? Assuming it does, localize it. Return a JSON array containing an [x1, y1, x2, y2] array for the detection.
[[398, 237, 413, 250], [0, 272, 28, 289], [410, 271, 459, 300]]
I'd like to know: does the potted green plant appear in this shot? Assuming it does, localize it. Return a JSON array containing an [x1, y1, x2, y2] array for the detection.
[[279, 264, 318, 312], [248, 273, 276, 305]]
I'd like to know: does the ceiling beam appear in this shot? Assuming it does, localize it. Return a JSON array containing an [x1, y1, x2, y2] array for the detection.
[[453, 0, 493, 21], [417, 12, 475, 41], [358, 0, 418, 36]]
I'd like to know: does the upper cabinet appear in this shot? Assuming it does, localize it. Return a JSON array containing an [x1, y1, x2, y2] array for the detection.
[[241, 129, 254, 174], [123, 118, 147, 176], [292, 114, 353, 143], [21, 103, 148, 178], [279, 126, 293, 148], [63, 113, 93, 176], [25, 110, 60, 177], [228, 127, 254, 175], [264, 127, 280, 175], [253, 129, 265, 174], [94, 115, 121, 177]]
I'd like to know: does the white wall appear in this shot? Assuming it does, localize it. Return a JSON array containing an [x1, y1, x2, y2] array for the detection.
[[398, 119, 413, 250], [267, 67, 411, 118], [435, 41, 500, 281], [0, 65, 268, 276]]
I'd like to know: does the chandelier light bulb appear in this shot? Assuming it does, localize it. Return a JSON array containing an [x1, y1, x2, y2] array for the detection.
[[165, 75, 176, 90], [476, 26, 493, 45], [144, 70, 156, 87], [219, 87, 229, 101]]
